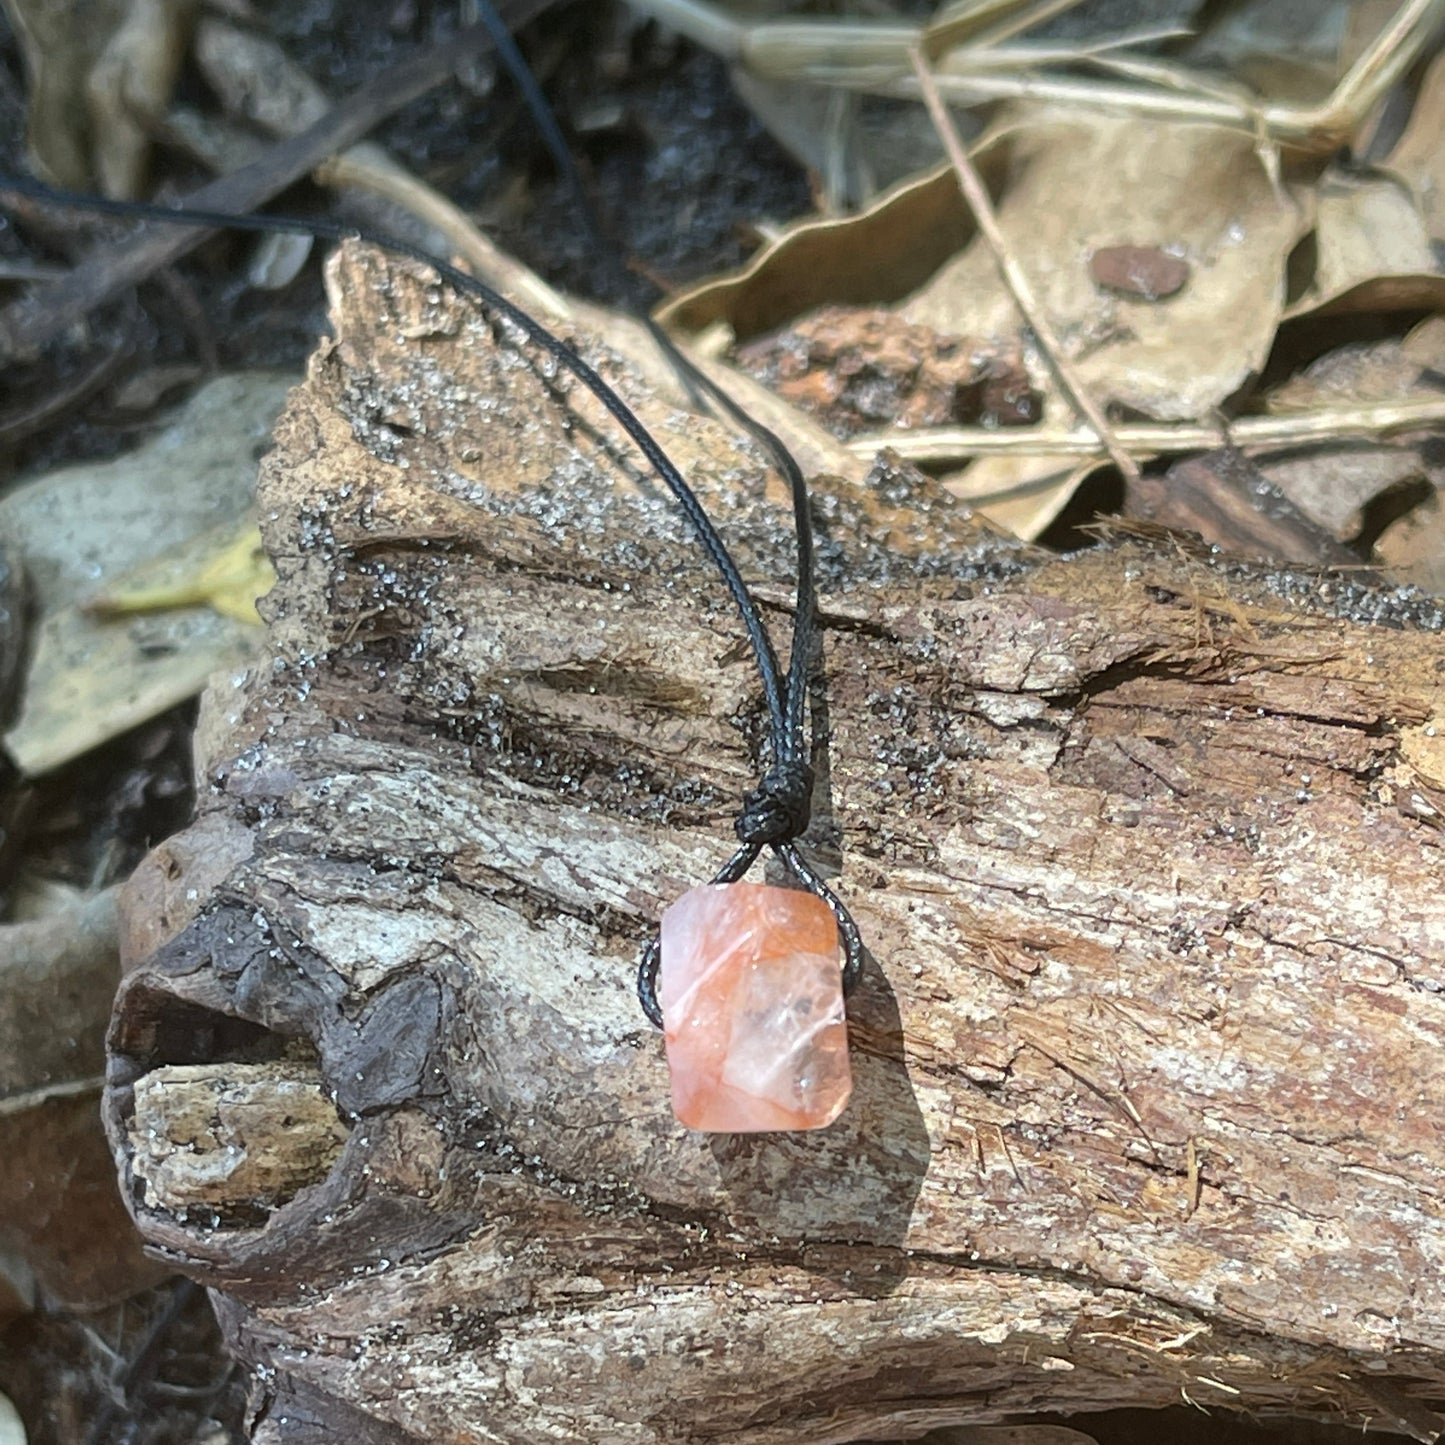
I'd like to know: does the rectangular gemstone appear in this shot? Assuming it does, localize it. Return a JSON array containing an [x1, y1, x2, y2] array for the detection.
[[659, 882, 851, 1132]]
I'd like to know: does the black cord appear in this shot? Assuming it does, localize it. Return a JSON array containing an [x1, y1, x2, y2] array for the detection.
[[470, 3, 861, 1020], [0, 157, 866, 1025], [472, 0, 605, 258], [0, 174, 791, 730]]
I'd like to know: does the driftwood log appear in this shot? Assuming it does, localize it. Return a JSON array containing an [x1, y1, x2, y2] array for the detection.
[[104, 246, 1445, 1444]]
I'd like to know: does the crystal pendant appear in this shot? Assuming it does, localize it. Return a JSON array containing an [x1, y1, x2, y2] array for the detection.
[[659, 882, 852, 1132]]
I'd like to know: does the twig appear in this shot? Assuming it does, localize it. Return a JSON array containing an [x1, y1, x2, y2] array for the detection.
[[631, 0, 1445, 152], [908, 42, 1141, 489], [936, 0, 1091, 51], [846, 395, 1445, 466], [0, 0, 554, 361], [84, 1280, 203, 1445], [0, 1075, 106, 1118], [888, 0, 1445, 148]]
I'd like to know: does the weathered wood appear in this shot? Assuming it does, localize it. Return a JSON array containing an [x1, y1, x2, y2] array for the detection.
[[104, 246, 1445, 1444]]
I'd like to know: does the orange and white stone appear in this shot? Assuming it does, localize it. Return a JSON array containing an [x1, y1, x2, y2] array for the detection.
[[659, 882, 851, 1132]]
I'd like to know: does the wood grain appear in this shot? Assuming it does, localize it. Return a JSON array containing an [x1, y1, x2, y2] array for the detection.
[[105, 245, 1445, 1444]]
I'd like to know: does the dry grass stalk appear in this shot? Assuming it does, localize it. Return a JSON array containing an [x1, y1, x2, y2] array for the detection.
[[878, 0, 1444, 150], [908, 42, 1142, 488], [632, 0, 1445, 152], [846, 395, 1445, 466]]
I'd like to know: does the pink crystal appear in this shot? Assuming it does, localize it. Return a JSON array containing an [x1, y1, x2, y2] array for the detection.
[[659, 882, 851, 1132]]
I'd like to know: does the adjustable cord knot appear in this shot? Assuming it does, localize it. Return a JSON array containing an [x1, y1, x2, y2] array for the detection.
[[735, 760, 814, 846]]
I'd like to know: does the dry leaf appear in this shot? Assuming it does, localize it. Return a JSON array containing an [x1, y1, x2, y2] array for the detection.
[[1401, 313, 1445, 371], [661, 105, 1310, 544], [1257, 326, 1445, 545], [1385, 44, 1445, 243], [1261, 446, 1431, 544], [1, 0, 191, 195], [83, 0, 193, 197], [1267, 333, 1436, 412], [1283, 168, 1444, 320], [0, 887, 166, 1309], [0, 372, 290, 613], [1189, 0, 1355, 103], [0, 372, 289, 776], [8, 579, 264, 780], [91, 518, 275, 625], [901, 106, 1309, 422], [659, 164, 982, 342], [943, 454, 1099, 541], [1377, 491, 1445, 595], [2, 0, 127, 186]]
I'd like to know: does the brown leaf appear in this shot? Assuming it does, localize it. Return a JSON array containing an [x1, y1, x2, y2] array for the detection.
[[658, 163, 984, 342], [1125, 449, 1355, 565], [0, 887, 166, 1307], [666, 111, 1308, 427], [901, 107, 1309, 422], [1377, 490, 1445, 595], [1283, 169, 1444, 320]]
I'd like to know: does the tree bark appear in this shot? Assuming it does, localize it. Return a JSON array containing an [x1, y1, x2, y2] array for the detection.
[[104, 246, 1445, 1444]]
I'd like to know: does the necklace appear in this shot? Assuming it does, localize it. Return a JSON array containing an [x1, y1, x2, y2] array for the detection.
[[0, 167, 867, 1134]]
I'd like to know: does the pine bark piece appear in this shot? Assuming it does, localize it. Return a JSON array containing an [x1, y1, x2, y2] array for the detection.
[[733, 305, 1040, 438], [104, 246, 1445, 1445]]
